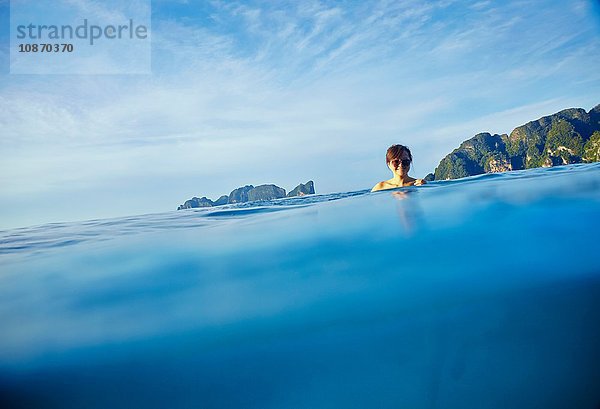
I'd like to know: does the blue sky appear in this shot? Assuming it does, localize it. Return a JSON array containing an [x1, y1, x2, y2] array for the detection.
[[1, 0, 600, 229]]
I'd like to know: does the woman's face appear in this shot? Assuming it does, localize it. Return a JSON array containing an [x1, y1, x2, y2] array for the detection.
[[388, 151, 411, 176]]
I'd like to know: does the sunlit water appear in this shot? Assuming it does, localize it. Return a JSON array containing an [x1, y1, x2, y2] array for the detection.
[[1, 163, 599, 409]]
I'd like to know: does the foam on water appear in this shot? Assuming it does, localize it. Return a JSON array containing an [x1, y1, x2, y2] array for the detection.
[[1, 163, 599, 408]]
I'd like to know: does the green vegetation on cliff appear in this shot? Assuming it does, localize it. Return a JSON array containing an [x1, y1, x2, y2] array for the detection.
[[543, 120, 584, 165], [433, 104, 600, 180], [583, 131, 600, 162], [434, 133, 512, 180]]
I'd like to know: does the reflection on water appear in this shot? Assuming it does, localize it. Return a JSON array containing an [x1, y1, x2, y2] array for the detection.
[[390, 188, 424, 234], [0, 163, 599, 408]]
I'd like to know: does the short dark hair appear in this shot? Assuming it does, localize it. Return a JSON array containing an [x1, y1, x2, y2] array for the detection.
[[386, 144, 412, 164]]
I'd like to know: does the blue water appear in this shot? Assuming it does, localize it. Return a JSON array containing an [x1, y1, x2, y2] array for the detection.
[[1, 163, 600, 409]]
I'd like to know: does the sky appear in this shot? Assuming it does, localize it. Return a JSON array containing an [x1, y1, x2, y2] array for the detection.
[[0, 0, 599, 229]]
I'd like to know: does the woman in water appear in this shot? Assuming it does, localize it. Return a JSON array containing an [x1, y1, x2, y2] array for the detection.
[[371, 144, 426, 191]]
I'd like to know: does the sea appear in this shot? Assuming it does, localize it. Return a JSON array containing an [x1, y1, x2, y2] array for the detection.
[[1, 163, 599, 409]]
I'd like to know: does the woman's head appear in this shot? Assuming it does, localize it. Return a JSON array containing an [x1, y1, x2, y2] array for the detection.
[[386, 144, 412, 176]]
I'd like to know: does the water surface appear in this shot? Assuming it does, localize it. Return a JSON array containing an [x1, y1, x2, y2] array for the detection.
[[1, 164, 599, 408]]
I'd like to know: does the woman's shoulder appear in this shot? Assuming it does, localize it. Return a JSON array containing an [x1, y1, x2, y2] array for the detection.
[[371, 181, 387, 192], [372, 180, 399, 191]]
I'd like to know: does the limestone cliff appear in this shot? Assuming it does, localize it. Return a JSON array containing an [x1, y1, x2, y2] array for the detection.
[[287, 181, 315, 197], [247, 185, 287, 201], [433, 104, 600, 180]]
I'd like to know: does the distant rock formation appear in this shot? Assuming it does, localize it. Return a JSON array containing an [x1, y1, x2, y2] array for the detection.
[[228, 185, 254, 204], [432, 104, 600, 180], [287, 181, 315, 197], [177, 197, 214, 210], [248, 184, 286, 201], [177, 180, 316, 210], [214, 195, 229, 206]]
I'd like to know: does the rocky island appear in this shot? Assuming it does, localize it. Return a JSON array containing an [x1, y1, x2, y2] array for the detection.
[[178, 181, 315, 210], [429, 104, 600, 180]]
